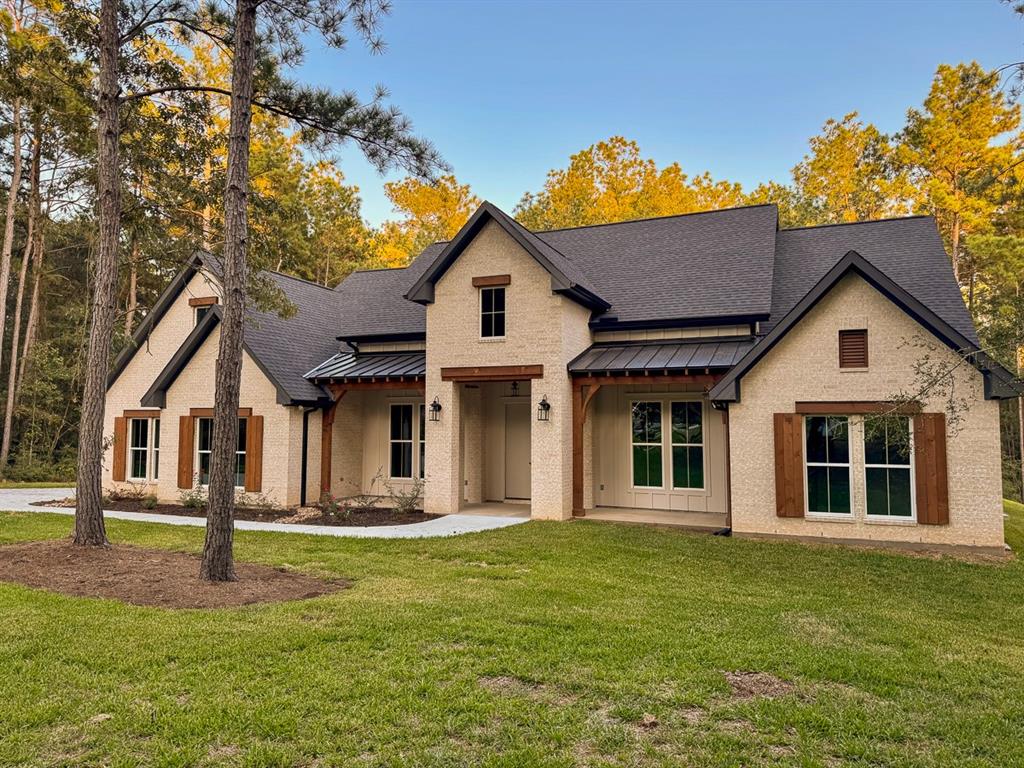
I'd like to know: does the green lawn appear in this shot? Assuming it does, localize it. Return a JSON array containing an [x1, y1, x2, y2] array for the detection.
[[0, 481, 73, 489], [2, 505, 1024, 768]]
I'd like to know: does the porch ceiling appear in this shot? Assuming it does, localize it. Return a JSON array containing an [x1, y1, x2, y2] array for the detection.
[[305, 351, 425, 383], [567, 337, 756, 376]]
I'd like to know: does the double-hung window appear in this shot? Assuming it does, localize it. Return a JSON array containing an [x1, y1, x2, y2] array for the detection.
[[128, 417, 160, 482], [195, 417, 246, 488], [671, 402, 704, 489], [418, 403, 426, 479], [864, 418, 914, 519], [480, 286, 506, 338], [390, 404, 415, 479], [804, 416, 851, 515], [631, 401, 663, 488]]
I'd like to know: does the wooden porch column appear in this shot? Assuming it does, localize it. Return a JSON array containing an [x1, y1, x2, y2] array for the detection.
[[320, 389, 345, 494], [571, 382, 601, 517]]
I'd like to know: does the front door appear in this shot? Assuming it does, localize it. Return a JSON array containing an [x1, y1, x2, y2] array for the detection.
[[504, 402, 531, 499]]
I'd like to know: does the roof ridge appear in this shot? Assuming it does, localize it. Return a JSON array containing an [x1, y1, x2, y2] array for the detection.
[[533, 203, 778, 235], [780, 214, 932, 232], [268, 269, 338, 291]]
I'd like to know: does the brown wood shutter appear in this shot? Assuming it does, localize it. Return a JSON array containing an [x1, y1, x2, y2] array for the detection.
[[913, 413, 949, 525], [839, 329, 868, 368], [244, 415, 263, 492], [112, 416, 127, 481], [773, 413, 805, 517], [177, 415, 194, 488]]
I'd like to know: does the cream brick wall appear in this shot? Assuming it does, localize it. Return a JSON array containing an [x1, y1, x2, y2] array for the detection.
[[103, 271, 316, 507], [728, 273, 1004, 549], [424, 220, 593, 519]]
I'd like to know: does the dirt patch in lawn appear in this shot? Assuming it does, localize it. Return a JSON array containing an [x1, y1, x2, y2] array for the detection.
[[0, 539, 347, 608], [35, 498, 441, 527], [724, 671, 795, 700]]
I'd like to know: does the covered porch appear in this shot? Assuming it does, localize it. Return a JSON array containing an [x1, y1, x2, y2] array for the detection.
[[569, 337, 755, 528]]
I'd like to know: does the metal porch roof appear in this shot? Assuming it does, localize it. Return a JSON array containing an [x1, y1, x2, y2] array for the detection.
[[567, 337, 756, 375], [305, 351, 426, 382]]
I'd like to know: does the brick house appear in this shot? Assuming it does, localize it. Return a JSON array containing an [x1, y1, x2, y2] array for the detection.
[[104, 202, 1021, 552]]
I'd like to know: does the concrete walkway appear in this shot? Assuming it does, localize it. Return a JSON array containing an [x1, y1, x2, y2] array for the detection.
[[0, 488, 528, 539]]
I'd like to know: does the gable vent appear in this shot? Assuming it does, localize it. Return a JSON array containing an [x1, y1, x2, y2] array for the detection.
[[838, 329, 868, 368]]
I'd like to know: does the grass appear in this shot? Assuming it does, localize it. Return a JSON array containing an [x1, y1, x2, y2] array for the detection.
[[2, 505, 1024, 767]]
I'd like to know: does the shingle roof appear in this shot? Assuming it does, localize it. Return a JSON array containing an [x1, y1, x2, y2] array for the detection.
[[539, 204, 779, 325], [770, 217, 978, 344], [568, 338, 756, 374], [305, 351, 425, 381]]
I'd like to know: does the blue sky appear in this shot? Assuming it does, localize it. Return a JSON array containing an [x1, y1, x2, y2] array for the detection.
[[294, 0, 1024, 227]]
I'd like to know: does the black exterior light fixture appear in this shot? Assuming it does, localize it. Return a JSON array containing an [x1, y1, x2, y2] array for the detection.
[[537, 395, 551, 421], [510, 380, 519, 397], [429, 396, 442, 422]]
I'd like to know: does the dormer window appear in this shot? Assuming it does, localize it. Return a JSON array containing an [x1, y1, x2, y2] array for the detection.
[[480, 286, 506, 339]]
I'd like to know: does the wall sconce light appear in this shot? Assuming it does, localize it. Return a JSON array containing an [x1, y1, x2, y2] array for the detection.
[[537, 395, 551, 421], [429, 396, 442, 422], [510, 380, 519, 397]]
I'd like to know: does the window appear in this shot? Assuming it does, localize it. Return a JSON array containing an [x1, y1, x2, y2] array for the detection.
[[480, 286, 506, 338], [631, 401, 663, 488], [419, 403, 425, 479], [195, 305, 212, 325], [390, 404, 414, 479], [671, 402, 704, 489], [839, 329, 868, 368], [128, 417, 160, 482], [864, 418, 914, 518], [804, 416, 851, 514], [196, 417, 246, 488]]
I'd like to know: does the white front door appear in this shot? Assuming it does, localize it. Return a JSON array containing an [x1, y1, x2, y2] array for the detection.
[[504, 402, 531, 499]]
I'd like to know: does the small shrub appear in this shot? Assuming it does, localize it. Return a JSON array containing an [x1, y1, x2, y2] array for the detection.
[[141, 494, 158, 510], [317, 491, 351, 521], [179, 478, 207, 510], [347, 467, 384, 509], [384, 475, 425, 515], [105, 484, 147, 502], [236, 490, 282, 513]]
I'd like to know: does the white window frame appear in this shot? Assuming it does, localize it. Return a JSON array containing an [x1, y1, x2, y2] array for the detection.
[[669, 400, 705, 491], [194, 305, 212, 326], [127, 416, 160, 483], [629, 400, 665, 490], [479, 286, 506, 340], [863, 417, 916, 522], [388, 403, 417, 480], [802, 415, 853, 517], [418, 403, 425, 480], [195, 416, 246, 490]]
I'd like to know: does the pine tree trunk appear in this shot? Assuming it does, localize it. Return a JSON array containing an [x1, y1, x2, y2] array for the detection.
[[17, 226, 42, 398], [1019, 346, 1024, 503], [74, 0, 121, 547], [0, 126, 40, 469], [202, 156, 213, 250], [0, 99, 24, 390], [200, 0, 258, 582], [124, 242, 138, 336]]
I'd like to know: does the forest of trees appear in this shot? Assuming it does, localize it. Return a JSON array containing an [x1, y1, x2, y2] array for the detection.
[[1, 3, 1022, 499]]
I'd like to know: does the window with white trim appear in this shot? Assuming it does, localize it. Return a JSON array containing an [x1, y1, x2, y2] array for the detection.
[[195, 305, 212, 325], [419, 403, 425, 479], [128, 417, 160, 482], [480, 286, 506, 338], [864, 417, 914, 519], [390, 404, 414, 479], [804, 416, 851, 515], [196, 417, 246, 488], [671, 402, 704, 489], [631, 401, 663, 488]]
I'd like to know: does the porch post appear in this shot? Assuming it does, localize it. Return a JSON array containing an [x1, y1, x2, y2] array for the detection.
[[572, 379, 584, 516], [320, 389, 344, 494], [424, 378, 462, 515]]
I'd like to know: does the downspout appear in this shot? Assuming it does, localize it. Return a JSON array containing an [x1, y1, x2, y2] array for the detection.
[[300, 405, 318, 507], [712, 402, 732, 536]]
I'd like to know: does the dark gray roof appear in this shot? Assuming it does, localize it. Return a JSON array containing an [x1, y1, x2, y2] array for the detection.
[[770, 217, 978, 344], [568, 338, 756, 374], [540, 204, 779, 326], [306, 351, 425, 381], [242, 271, 350, 402]]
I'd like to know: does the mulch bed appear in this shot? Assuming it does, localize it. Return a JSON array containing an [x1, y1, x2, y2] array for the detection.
[[34, 498, 441, 527], [0, 539, 348, 608]]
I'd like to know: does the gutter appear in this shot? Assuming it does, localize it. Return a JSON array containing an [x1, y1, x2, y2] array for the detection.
[[300, 406, 318, 507]]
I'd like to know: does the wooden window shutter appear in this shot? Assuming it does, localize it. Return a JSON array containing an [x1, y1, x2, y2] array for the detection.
[[112, 416, 127, 481], [244, 415, 264, 492], [838, 329, 868, 368], [177, 415, 194, 489], [773, 413, 805, 517], [913, 413, 949, 525]]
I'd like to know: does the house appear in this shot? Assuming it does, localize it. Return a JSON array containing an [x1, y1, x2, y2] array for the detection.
[[103, 202, 1021, 552]]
